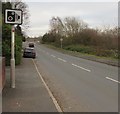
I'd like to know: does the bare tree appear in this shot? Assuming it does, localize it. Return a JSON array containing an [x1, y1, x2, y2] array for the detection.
[[50, 16, 64, 35], [14, 0, 30, 31], [64, 17, 88, 37], [49, 16, 88, 38]]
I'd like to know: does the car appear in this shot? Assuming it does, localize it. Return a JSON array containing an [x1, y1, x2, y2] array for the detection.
[[29, 42, 34, 47], [23, 47, 36, 58]]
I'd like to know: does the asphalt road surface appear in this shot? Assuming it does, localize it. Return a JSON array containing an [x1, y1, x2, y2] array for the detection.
[[32, 42, 118, 112]]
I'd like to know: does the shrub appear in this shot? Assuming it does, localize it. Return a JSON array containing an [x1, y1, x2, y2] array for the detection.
[[15, 35, 22, 65], [64, 45, 95, 54], [95, 49, 111, 57], [64, 45, 118, 59]]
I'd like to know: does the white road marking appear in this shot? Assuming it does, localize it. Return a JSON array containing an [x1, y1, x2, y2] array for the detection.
[[51, 55, 56, 58], [58, 58, 67, 63], [72, 63, 91, 72], [106, 77, 120, 84], [32, 59, 63, 112]]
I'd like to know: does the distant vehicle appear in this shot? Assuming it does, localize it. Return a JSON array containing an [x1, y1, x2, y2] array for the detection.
[[23, 47, 36, 59], [29, 42, 34, 47]]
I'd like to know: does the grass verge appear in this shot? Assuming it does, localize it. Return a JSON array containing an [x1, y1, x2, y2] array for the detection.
[[41, 43, 119, 67]]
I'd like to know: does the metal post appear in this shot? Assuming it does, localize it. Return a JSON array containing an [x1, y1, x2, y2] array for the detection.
[[10, 25, 15, 88], [10, 2, 15, 88], [60, 38, 63, 49], [61, 40, 62, 49]]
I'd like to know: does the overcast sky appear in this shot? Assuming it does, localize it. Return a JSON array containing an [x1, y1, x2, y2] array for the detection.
[[23, 1, 118, 37]]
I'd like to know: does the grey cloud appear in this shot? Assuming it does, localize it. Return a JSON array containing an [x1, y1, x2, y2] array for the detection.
[[26, 2, 117, 37]]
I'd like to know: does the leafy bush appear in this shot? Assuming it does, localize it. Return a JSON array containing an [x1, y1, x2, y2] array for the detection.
[[15, 34, 22, 65], [2, 23, 11, 65], [2, 40, 11, 65], [2, 31, 22, 65], [95, 49, 111, 57]]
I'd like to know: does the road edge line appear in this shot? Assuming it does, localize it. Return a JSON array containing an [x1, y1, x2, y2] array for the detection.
[[32, 59, 63, 113]]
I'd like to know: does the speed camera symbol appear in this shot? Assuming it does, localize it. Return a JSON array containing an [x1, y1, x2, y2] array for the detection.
[[7, 11, 15, 22], [8, 16, 13, 21]]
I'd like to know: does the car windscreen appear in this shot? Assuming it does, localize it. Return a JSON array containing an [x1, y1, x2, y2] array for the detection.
[[29, 43, 34, 47], [25, 48, 34, 52]]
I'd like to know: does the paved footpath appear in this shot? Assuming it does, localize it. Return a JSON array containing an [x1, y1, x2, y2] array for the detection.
[[2, 58, 58, 112]]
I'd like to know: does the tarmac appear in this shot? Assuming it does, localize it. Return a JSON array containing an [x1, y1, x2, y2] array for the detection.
[[2, 58, 58, 113]]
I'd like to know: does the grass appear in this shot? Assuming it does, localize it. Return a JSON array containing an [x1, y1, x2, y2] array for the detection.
[[41, 43, 118, 66], [64, 45, 119, 59]]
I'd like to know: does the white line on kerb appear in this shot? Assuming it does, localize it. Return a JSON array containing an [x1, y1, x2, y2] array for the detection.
[[32, 59, 63, 112], [72, 63, 91, 72], [58, 58, 67, 63], [51, 55, 56, 58], [106, 77, 120, 84]]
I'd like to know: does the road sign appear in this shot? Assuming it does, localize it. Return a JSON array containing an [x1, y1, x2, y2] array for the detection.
[[5, 9, 22, 25]]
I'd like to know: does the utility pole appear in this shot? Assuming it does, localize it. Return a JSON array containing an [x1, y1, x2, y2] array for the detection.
[[10, 2, 15, 88]]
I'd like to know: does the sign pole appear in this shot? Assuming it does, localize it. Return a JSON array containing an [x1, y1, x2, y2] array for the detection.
[[10, 2, 15, 88], [61, 40, 62, 49], [60, 38, 63, 49], [5, 2, 22, 88]]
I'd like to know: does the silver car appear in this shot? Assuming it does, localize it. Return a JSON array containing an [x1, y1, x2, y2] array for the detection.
[[23, 47, 36, 59]]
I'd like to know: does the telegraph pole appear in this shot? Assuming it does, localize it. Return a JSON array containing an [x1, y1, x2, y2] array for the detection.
[[10, 2, 15, 88]]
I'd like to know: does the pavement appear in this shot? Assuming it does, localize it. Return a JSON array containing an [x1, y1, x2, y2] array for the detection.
[[2, 58, 58, 112]]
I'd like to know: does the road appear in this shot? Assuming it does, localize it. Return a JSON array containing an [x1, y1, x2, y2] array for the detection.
[[33, 43, 118, 112]]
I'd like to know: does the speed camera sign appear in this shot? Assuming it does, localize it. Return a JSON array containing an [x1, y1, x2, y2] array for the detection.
[[5, 9, 22, 25]]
